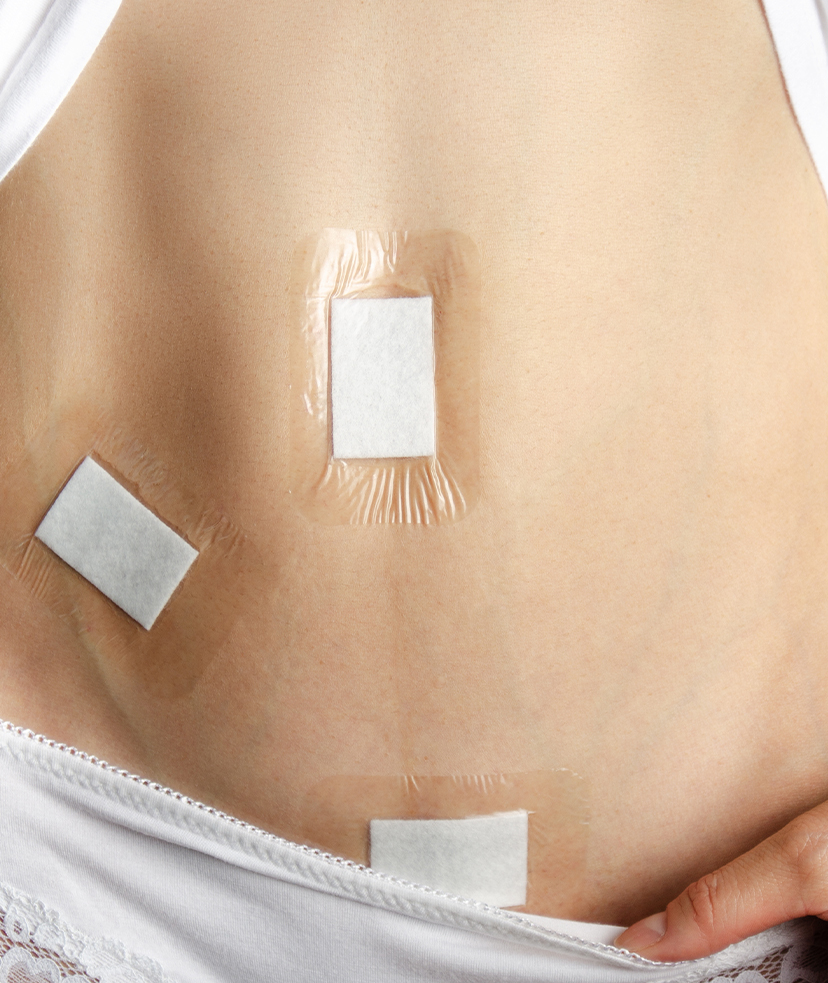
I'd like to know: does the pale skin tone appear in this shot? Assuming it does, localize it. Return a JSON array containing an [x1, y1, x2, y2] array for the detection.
[[1, 0, 828, 959]]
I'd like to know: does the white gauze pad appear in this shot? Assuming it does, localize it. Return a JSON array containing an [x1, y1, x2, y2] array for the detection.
[[369, 811, 528, 907], [330, 296, 435, 459], [35, 457, 198, 629]]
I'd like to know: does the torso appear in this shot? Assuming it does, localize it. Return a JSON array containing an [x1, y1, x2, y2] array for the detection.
[[1, 0, 827, 925]]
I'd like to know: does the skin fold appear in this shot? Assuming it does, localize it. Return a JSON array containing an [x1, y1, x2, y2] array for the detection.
[[1, 0, 828, 930]]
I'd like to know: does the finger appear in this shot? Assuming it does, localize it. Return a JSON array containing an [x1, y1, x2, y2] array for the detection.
[[613, 799, 828, 962]]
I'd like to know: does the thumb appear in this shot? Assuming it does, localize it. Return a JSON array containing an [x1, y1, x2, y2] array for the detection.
[[614, 799, 828, 962]]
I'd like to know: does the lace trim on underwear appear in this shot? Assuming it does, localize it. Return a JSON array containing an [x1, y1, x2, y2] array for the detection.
[[701, 916, 828, 982], [0, 719, 824, 982], [0, 875, 824, 983], [0, 880, 173, 983]]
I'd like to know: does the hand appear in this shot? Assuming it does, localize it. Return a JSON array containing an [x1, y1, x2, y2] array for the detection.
[[613, 799, 828, 961]]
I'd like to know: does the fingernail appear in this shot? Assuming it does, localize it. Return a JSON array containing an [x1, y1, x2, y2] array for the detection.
[[614, 911, 667, 953]]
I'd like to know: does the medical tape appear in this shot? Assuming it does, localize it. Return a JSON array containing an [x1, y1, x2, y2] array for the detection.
[[0, 400, 261, 697], [35, 456, 198, 630], [289, 229, 480, 524], [299, 770, 590, 914]]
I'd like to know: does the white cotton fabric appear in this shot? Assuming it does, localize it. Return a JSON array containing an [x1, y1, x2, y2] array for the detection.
[[763, 0, 828, 196], [0, 0, 121, 184], [0, 722, 821, 983]]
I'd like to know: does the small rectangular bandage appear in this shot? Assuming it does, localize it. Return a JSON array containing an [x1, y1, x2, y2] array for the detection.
[[330, 296, 436, 459], [369, 811, 529, 907], [35, 457, 198, 629]]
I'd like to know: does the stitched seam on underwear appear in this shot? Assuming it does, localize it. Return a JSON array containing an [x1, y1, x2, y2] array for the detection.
[[0, 720, 799, 977], [0, 720, 798, 980]]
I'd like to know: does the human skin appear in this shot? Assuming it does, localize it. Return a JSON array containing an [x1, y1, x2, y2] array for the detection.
[[615, 798, 828, 959], [1, 0, 828, 934]]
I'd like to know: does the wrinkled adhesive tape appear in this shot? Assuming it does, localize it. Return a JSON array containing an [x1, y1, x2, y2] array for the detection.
[[0, 401, 262, 698], [298, 771, 590, 915], [290, 229, 480, 524]]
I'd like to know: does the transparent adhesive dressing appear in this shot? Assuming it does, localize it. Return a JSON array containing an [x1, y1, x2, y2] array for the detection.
[[289, 229, 480, 524]]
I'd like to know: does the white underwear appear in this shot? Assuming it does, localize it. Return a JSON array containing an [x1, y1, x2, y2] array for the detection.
[[0, 721, 821, 983]]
